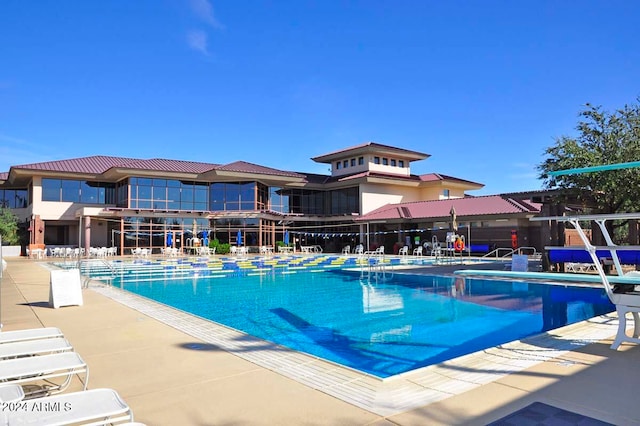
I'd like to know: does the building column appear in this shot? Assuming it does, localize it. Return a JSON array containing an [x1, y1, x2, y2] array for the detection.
[[84, 216, 91, 256]]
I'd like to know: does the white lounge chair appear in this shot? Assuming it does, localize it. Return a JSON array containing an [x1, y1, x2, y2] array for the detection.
[[0, 336, 73, 359], [1, 388, 133, 425], [342, 245, 350, 255], [0, 351, 88, 396], [398, 246, 408, 256], [0, 327, 64, 344], [413, 246, 423, 256]]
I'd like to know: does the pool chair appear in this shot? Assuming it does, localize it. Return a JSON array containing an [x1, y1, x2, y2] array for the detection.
[[342, 245, 350, 255], [0, 327, 64, 344], [0, 387, 134, 425], [398, 246, 408, 256], [413, 246, 423, 256], [0, 351, 88, 396], [0, 336, 73, 360], [354, 244, 364, 255]]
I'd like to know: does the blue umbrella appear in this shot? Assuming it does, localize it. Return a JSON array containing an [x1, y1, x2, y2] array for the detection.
[[284, 230, 289, 245], [166, 231, 173, 247], [237, 230, 243, 246], [202, 230, 209, 247]]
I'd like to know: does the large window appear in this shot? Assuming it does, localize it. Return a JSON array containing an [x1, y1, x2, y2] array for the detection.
[[329, 187, 359, 215], [209, 182, 256, 211], [0, 188, 28, 208], [41, 179, 115, 204], [129, 177, 209, 211]]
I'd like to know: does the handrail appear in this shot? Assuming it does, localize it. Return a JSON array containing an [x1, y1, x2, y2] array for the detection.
[[482, 248, 513, 258], [482, 246, 540, 259], [76, 258, 117, 288]]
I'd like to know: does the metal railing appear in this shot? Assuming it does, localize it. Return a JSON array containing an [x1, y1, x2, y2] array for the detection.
[[483, 246, 540, 259], [76, 258, 118, 288]]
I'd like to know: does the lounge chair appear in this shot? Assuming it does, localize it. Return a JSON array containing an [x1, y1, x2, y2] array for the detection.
[[342, 245, 350, 255], [0, 327, 64, 344], [413, 246, 423, 256], [398, 246, 408, 256], [0, 351, 88, 396], [1, 388, 133, 425], [0, 336, 73, 359]]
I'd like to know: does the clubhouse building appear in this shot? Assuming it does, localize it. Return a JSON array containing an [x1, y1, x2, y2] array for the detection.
[[0, 142, 548, 255]]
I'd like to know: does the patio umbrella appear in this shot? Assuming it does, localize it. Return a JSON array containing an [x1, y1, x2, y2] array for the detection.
[[284, 230, 289, 245], [202, 230, 209, 247], [166, 231, 173, 247], [237, 229, 243, 246], [450, 205, 458, 232]]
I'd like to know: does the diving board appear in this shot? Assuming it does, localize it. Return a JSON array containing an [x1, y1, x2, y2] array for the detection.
[[548, 160, 640, 176], [454, 269, 640, 285], [530, 213, 640, 350]]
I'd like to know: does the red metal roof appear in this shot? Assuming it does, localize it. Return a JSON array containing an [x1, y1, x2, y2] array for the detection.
[[8, 156, 300, 178], [418, 172, 483, 187], [115, 158, 218, 174], [215, 161, 305, 178], [12, 156, 136, 174], [0, 172, 8, 181], [312, 141, 429, 163], [358, 195, 541, 221]]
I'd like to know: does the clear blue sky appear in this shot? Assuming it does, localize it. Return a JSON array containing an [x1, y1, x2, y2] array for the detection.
[[1, 1, 639, 195]]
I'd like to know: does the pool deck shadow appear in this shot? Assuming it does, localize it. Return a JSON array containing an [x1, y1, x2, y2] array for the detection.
[[2, 256, 640, 425]]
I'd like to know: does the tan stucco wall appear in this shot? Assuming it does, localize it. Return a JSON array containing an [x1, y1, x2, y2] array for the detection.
[[360, 183, 423, 215]]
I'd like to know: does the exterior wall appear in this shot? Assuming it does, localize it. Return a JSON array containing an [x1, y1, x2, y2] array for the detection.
[[331, 155, 412, 178], [419, 186, 466, 200], [360, 183, 423, 215], [332, 161, 368, 177], [368, 161, 410, 177]]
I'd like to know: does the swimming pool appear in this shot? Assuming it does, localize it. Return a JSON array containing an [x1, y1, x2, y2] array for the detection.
[[90, 263, 614, 378]]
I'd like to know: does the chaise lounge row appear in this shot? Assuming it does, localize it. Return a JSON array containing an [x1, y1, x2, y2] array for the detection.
[[0, 326, 140, 425]]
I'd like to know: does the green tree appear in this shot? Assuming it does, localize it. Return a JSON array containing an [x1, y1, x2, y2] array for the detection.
[[0, 207, 19, 245], [537, 100, 640, 241], [538, 100, 640, 211]]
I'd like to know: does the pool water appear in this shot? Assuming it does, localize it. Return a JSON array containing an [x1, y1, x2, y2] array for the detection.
[[105, 267, 614, 378]]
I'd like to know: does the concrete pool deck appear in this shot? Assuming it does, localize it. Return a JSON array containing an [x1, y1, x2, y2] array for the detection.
[[2, 256, 640, 425]]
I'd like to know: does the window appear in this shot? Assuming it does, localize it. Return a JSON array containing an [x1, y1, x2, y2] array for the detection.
[[336, 162, 341, 170], [350, 158, 356, 167], [129, 177, 209, 211], [443, 189, 450, 198], [0, 189, 28, 208], [358, 156, 364, 165], [399, 160, 405, 167], [391, 159, 396, 166], [382, 158, 389, 165], [42, 179, 61, 201], [374, 157, 380, 164], [343, 160, 348, 168], [42, 179, 114, 204], [207, 182, 256, 211]]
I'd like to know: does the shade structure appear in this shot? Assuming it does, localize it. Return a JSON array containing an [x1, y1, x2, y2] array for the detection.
[[166, 231, 173, 247], [237, 230, 243, 246], [284, 230, 289, 245]]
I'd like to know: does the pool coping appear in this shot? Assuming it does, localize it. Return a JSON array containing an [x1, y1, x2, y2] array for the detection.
[[87, 277, 622, 417]]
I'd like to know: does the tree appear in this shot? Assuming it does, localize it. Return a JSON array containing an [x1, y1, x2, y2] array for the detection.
[[538, 100, 640, 212], [0, 207, 20, 245], [537, 100, 640, 242]]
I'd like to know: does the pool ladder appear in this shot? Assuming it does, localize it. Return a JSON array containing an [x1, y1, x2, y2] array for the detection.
[[360, 253, 394, 282], [77, 258, 119, 288]]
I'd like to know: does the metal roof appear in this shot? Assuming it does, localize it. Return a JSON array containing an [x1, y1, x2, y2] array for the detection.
[[12, 155, 137, 175], [358, 195, 541, 221], [311, 141, 429, 163]]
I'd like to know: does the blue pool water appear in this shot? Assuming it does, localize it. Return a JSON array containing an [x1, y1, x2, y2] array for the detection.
[[100, 265, 615, 378]]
